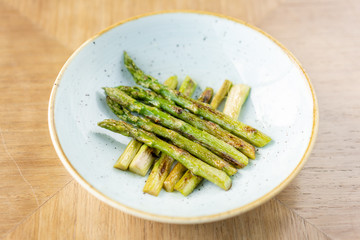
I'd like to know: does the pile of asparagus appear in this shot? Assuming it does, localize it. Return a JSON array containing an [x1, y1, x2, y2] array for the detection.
[[98, 52, 271, 196]]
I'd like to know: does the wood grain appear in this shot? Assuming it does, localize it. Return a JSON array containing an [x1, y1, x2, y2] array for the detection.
[[259, 0, 360, 238], [0, 0, 359, 239], [4, 181, 330, 240], [0, 2, 72, 237], [4, 0, 283, 51]]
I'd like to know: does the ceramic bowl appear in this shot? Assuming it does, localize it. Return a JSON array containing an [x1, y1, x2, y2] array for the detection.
[[48, 11, 318, 223]]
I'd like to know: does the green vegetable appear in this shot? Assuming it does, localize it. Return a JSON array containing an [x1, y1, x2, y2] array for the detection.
[[117, 86, 255, 160], [142, 76, 195, 194], [118, 76, 178, 176], [143, 153, 175, 196], [223, 84, 251, 120], [163, 162, 187, 192], [178, 76, 197, 97], [176, 81, 250, 195], [98, 119, 232, 190], [210, 80, 232, 109], [113, 139, 142, 170], [128, 144, 156, 176], [171, 88, 214, 196], [106, 98, 236, 175], [198, 87, 214, 103], [104, 88, 248, 168], [162, 78, 198, 192], [164, 75, 178, 90], [124, 51, 271, 147], [174, 170, 203, 196], [174, 88, 213, 196], [138, 76, 178, 193]]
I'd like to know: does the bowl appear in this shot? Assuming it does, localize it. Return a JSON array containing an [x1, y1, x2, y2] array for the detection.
[[48, 11, 318, 223]]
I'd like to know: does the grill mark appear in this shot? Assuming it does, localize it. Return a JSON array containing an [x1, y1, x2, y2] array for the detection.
[[244, 126, 257, 134], [173, 106, 184, 114], [160, 162, 167, 175]]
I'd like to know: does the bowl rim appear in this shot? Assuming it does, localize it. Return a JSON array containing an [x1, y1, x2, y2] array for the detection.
[[48, 10, 319, 224]]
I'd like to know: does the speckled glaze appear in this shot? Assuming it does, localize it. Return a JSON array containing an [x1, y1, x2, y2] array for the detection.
[[49, 11, 318, 223]]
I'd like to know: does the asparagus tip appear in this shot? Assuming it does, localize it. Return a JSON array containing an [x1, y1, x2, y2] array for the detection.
[[103, 87, 112, 94]]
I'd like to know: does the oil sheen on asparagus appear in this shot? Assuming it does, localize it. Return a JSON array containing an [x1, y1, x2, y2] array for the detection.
[[175, 83, 251, 196], [97, 51, 272, 197], [124, 51, 271, 147], [98, 119, 232, 190], [104, 87, 248, 168]]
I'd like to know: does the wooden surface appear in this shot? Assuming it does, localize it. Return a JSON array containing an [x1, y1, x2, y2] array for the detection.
[[0, 0, 359, 239]]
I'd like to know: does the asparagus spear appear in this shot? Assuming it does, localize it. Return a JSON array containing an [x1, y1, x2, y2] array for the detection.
[[125, 76, 178, 175], [198, 87, 214, 103], [98, 119, 232, 190], [162, 78, 197, 192], [223, 84, 251, 120], [163, 75, 179, 90], [143, 153, 175, 196], [117, 86, 255, 159], [113, 140, 142, 170], [124, 52, 271, 147], [131, 77, 196, 194], [174, 171, 203, 196], [174, 87, 214, 195], [222, 85, 250, 126], [175, 82, 249, 196], [210, 80, 232, 109], [106, 98, 236, 175], [178, 76, 197, 97], [163, 162, 188, 192], [104, 88, 248, 168], [128, 145, 156, 176], [139, 76, 179, 195]]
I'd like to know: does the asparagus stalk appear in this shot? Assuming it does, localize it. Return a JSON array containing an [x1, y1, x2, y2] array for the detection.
[[163, 160, 188, 192], [143, 153, 175, 196], [113, 140, 142, 170], [98, 119, 232, 190], [223, 85, 249, 121], [174, 171, 203, 196], [223, 84, 251, 120], [107, 98, 236, 175], [174, 88, 215, 195], [125, 76, 178, 176], [164, 75, 179, 90], [176, 82, 249, 196], [128, 143, 159, 176], [138, 76, 179, 195], [131, 77, 196, 194], [145, 76, 177, 158], [104, 88, 248, 168], [128, 145, 156, 176], [118, 86, 255, 159], [162, 78, 197, 192], [198, 87, 213, 103], [210, 80, 232, 109], [178, 76, 197, 97], [124, 52, 271, 147]]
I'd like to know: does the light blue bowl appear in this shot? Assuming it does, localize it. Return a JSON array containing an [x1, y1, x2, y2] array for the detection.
[[48, 11, 318, 223]]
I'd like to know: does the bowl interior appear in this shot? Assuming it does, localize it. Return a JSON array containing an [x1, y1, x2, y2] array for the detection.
[[51, 12, 315, 222]]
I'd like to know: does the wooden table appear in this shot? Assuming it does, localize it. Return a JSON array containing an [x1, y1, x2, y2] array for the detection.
[[1, 0, 359, 239]]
